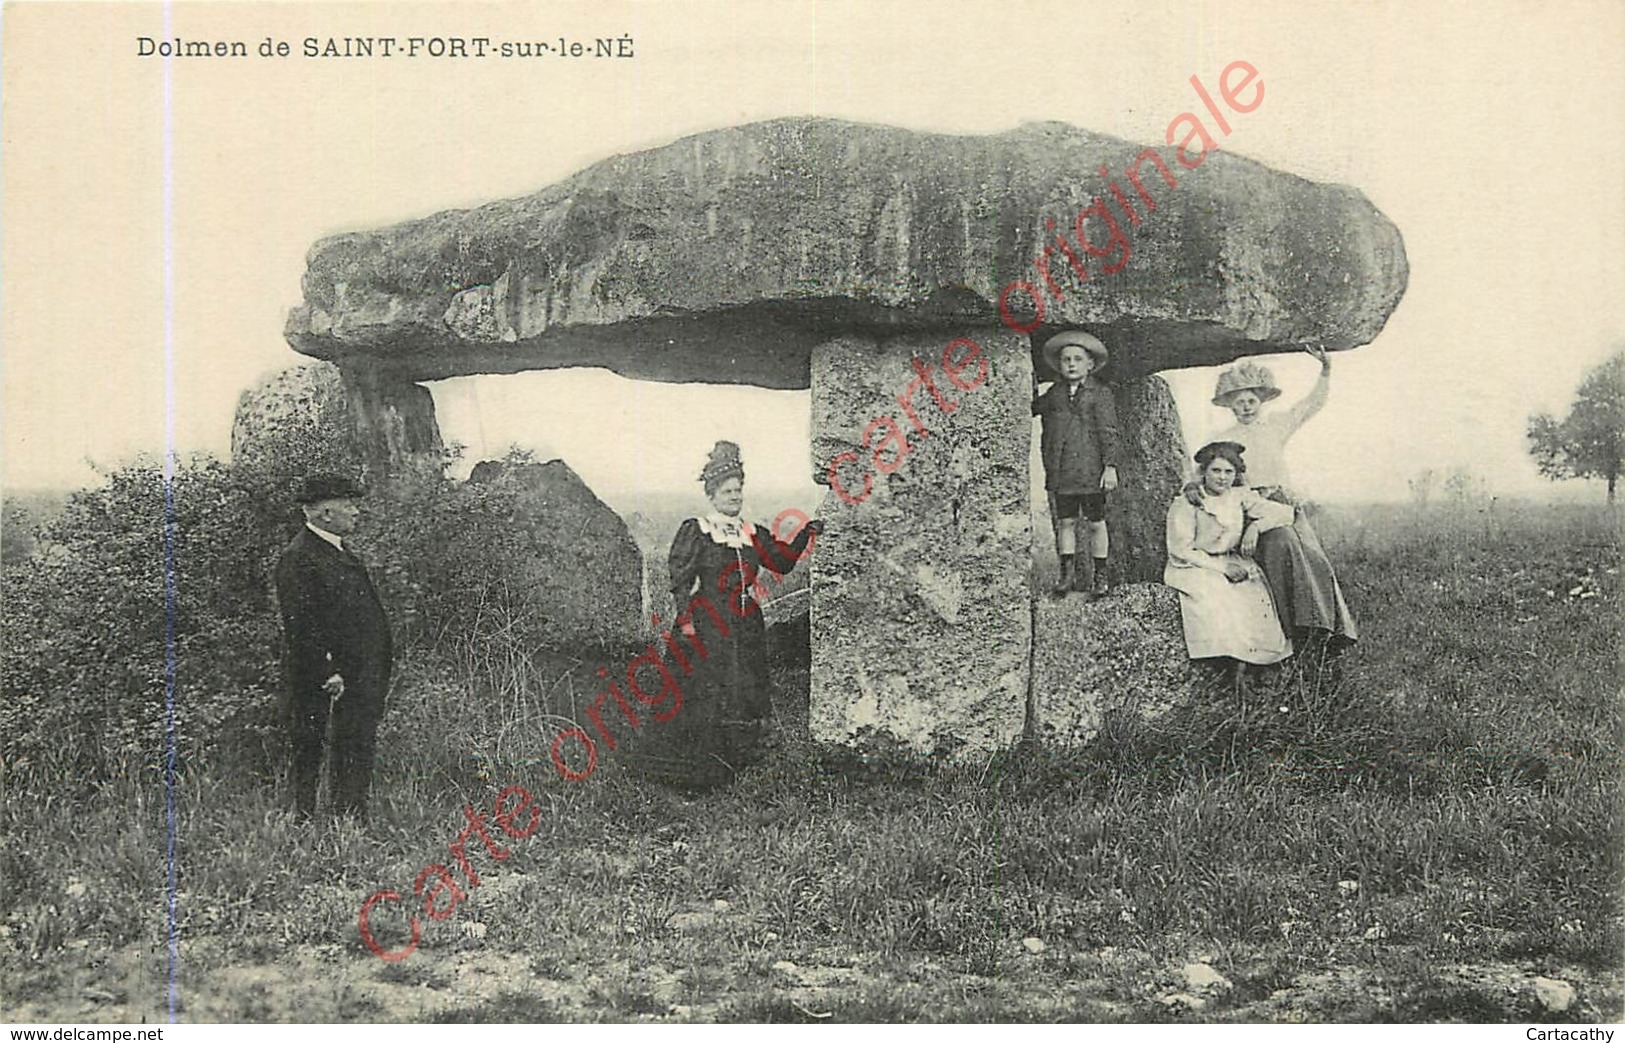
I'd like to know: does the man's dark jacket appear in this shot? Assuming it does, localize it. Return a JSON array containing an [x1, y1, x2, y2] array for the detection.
[[274, 527, 393, 712]]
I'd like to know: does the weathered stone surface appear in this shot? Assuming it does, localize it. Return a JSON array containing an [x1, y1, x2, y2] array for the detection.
[[286, 117, 1407, 387], [808, 328, 1030, 757], [231, 362, 442, 478], [1031, 374, 1188, 585], [465, 458, 643, 649], [231, 362, 352, 469], [1106, 377, 1190, 581], [1030, 583, 1203, 745]]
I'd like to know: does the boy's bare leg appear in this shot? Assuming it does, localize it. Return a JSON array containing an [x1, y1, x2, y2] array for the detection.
[[1057, 517, 1077, 556]]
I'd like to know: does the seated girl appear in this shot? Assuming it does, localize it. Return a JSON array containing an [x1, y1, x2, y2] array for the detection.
[[1164, 441, 1295, 691]]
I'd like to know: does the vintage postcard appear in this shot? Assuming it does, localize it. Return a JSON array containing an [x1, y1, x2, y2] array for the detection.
[[2, 0, 1621, 1030]]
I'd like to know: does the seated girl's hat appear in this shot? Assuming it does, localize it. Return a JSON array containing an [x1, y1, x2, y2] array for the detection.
[[1194, 440, 1248, 469], [1212, 361, 1283, 406], [1041, 330, 1108, 376]]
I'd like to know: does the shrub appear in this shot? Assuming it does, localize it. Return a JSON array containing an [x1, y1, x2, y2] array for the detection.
[[0, 446, 636, 785], [1, 456, 285, 781]]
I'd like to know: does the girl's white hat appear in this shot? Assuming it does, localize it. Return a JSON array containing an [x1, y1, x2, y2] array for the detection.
[[1212, 361, 1282, 406]]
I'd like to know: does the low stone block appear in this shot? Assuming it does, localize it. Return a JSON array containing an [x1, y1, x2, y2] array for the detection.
[[1030, 582, 1204, 745]]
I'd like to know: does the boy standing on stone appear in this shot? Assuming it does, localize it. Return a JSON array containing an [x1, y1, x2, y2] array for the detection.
[[1032, 331, 1121, 598]]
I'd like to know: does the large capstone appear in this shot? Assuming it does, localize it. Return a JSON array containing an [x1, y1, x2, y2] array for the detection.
[[269, 115, 1410, 761], [286, 117, 1407, 387], [808, 327, 1031, 757]]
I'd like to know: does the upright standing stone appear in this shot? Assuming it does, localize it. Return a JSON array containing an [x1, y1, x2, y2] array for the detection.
[[340, 366, 444, 477], [809, 328, 1031, 757], [231, 361, 444, 482], [1105, 375, 1190, 583]]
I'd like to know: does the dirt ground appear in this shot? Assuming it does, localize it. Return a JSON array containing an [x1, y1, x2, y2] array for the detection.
[[8, 870, 1621, 1025]]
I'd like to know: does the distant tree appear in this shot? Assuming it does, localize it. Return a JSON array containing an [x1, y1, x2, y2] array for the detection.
[[1408, 468, 1438, 509], [1443, 466, 1488, 505], [1527, 350, 1625, 503]]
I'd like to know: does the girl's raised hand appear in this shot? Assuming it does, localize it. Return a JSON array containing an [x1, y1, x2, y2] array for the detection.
[[1306, 343, 1330, 371]]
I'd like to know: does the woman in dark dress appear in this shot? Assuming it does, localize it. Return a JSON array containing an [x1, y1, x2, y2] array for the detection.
[[662, 441, 821, 787]]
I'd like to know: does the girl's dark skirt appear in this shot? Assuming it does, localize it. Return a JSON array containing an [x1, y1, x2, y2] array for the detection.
[[1253, 495, 1358, 644]]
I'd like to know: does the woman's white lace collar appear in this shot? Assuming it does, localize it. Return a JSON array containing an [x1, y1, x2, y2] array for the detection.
[[697, 512, 756, 548]]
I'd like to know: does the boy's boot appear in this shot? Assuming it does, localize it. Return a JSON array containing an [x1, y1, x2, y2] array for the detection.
[[1052, 554, 1075, 598], [1073, 554, 1093, 593], [1090, 557, 1110, 597]]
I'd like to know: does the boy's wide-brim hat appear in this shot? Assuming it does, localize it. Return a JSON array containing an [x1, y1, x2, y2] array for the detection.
[[1212, 361, 1283, 406], [1042, 330, 1109, 376], [295, 473, 366, 504]]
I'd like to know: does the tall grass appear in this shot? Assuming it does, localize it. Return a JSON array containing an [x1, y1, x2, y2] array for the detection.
[[1, 501, 1619, 1022]]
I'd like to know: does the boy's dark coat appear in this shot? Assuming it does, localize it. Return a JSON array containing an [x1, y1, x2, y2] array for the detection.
[[1033, 378, 1122, 493]]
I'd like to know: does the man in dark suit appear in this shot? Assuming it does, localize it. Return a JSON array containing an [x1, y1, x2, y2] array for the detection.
[[274, 474, 393, 820]]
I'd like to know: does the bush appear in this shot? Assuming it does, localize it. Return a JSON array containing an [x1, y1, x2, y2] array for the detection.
[[0, 447, 638, 785], [1, 457, 285, 781]]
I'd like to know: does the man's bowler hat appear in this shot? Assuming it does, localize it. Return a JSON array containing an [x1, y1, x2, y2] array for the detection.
[[295, 473, 366, 504]]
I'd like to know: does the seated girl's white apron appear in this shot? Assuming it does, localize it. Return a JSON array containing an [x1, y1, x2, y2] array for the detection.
[[1163, 489, 1294, 665]]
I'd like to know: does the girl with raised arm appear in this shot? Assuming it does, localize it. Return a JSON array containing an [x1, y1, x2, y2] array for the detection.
[[1198, 346, 1358, 652]]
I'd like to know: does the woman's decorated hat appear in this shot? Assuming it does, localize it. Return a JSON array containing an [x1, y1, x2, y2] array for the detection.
[[699, 440, 746, 489], [1211, 361, 1282, 406], [1041, 330, 1108, 377]]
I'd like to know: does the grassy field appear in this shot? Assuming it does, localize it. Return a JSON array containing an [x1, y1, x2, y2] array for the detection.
[[2, 500, 1620, 1023]]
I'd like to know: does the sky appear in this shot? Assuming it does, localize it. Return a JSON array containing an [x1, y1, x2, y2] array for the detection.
[[3, 0, 1623, 506]]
